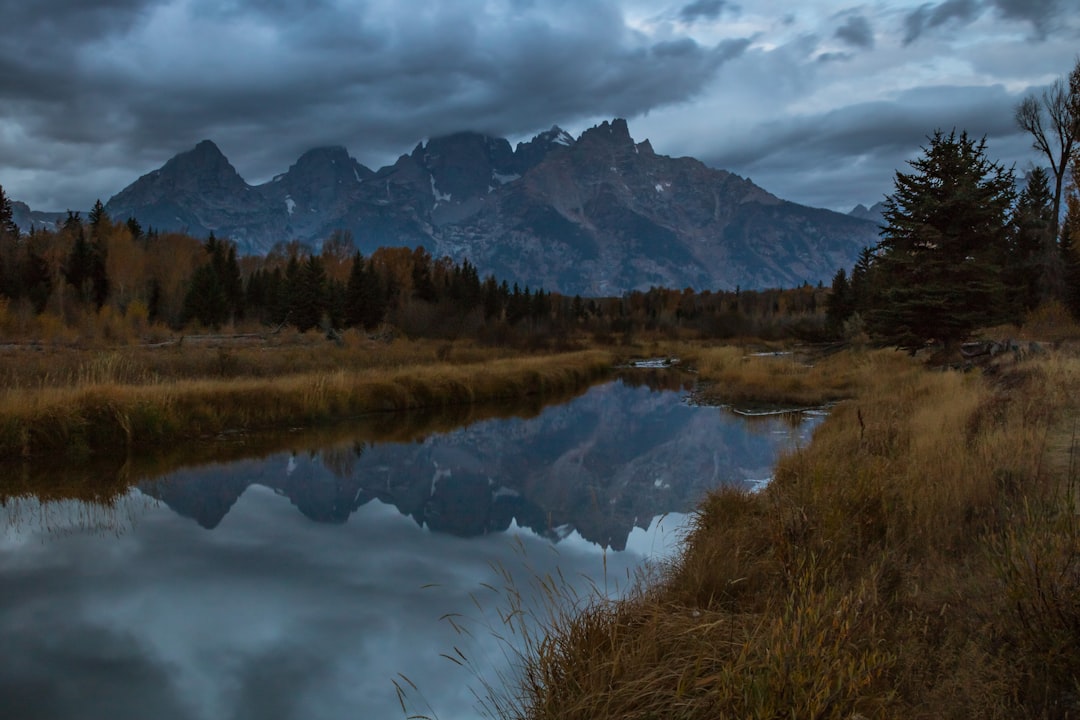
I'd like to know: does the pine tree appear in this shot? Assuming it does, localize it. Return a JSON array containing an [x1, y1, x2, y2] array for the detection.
[[0, 184, 18, 237], [88, 200, 108, 239], [1061, 194, 1080, 318], [1009, 167, 1057, 309], [826, 267, 854, 333], [126, 217, 143, 241], [65, 227, 95, 303], [23, 246, 51, 313], [482, 276, 501, 321], [344, 252, 367, 328], [292, 254, 328, 332], [222, 244, 244, 321], [867, 130, 1016, 349], [182, 264, 228, 328]]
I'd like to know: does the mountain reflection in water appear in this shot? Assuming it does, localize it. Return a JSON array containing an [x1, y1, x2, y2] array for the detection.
[[140, 377, 820, 550], [0, 375, 823, 720]]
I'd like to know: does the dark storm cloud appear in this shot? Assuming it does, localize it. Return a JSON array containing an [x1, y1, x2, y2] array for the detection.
[[834, 15, 874, 49], [989, 0, 1066, 36], [903, 0, 983, 44], [679, 0, 728, 22], [0, 0, 749, 209], [709, 83, 1029, 210]]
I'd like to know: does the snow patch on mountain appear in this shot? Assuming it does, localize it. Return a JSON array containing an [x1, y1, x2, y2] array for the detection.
[[430, 175, 452, 204]]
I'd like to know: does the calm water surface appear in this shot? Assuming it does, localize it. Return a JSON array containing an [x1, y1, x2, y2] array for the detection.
[[0, 377, 823, 720]]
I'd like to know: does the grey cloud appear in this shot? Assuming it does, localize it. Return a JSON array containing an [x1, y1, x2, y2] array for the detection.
[[680, 0, 727, 22], [0, 0, 749, 209], [990, 0, 1066, 36], [903, 0, 984, 44], [707, 84, 1032, 211], [835, 15, 874, 49], [818, 51, 855, 63]]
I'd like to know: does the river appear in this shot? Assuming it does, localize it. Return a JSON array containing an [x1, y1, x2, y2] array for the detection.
[[0, 374, 823, 720]]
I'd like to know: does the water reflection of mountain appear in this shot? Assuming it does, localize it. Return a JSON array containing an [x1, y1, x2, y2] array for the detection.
[[141, 380, 818, 550]]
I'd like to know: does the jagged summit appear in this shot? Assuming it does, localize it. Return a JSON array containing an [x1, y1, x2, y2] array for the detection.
[[191, 138, 225, 156], [92, 119, 878, 293], [849, 201, 886, 225]]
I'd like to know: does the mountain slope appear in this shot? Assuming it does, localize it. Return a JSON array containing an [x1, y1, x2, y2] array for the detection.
[[95, 120, 877, 293], [438, 119, 876, 293]]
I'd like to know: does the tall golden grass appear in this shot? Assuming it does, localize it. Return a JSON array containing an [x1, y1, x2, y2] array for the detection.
[[487, 348, 1080, 719], [665, 342, 862, 406], [0, 343, 615, 459]]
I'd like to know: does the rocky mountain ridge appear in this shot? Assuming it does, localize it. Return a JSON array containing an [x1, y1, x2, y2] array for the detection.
[[20, 120, 880, 294]]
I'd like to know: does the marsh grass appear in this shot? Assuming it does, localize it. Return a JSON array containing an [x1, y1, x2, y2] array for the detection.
[[677, 343, 863, 407], [464, 348, 1080, 719], [0, 341, 615, 459]]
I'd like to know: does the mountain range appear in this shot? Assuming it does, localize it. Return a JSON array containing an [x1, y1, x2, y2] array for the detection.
[[16, 119, 882, 294]]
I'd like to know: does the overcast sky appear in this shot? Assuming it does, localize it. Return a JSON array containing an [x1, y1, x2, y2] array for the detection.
[[1, 0, 1077, 214]]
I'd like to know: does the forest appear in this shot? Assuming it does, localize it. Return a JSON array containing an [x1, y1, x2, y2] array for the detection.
[[0, 193, 831, 347]]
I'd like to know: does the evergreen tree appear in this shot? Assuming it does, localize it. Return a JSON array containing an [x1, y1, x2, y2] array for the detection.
[[344, 252, 367, 328], [452, 259, 481, 310], [506, 282, 529, 324], [147, 277, 162, 324], [126, 217, 143, 241], [65, 227, 95, 302], [571, 294, 585, 320], [291, 254, 328, 332], [849, 246, 877, 316], [222, 244, 244, 321], [1009, 167, 1057, 309], [88, 200, 108, 238], [182, 264, 228, 328], [482, 276, 501, 321], [0, 184, 18, 237], [266, 267, 288, 326], [280, 254, 302, 326], [1061, 199, 1080, 318], [867, 130, 1016, 349], [326, 278, 345, 330], [411, 248, 437, 303], [23, 246, 51, 313], [826, 267, 854, 333]]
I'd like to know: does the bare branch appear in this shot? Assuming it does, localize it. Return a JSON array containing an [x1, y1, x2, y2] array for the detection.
[[1016, 94, 1051, 164], [1015, 60, 1080, 241]]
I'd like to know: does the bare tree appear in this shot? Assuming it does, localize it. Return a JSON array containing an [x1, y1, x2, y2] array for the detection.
[[1015, 58, 1080, 241]]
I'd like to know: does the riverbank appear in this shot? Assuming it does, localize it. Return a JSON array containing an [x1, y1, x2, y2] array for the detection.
[[0, 333, 863, 462], [502, 347, 1080, 719], [0, 335, 617, 459]]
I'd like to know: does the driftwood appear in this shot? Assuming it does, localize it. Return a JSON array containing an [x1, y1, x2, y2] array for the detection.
[[960, 339, 1045, 363]]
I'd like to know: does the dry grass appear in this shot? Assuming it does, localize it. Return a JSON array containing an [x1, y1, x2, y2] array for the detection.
[[673, 343, 867, 407], [486, 347, 1080, 720], [0, 337, 616, 459]]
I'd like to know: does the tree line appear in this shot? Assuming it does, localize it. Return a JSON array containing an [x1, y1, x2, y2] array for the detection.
[[0, 191, 832, 345]]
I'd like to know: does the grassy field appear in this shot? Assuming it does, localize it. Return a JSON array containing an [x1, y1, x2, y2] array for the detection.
[[485, 346, 1080, 720]]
